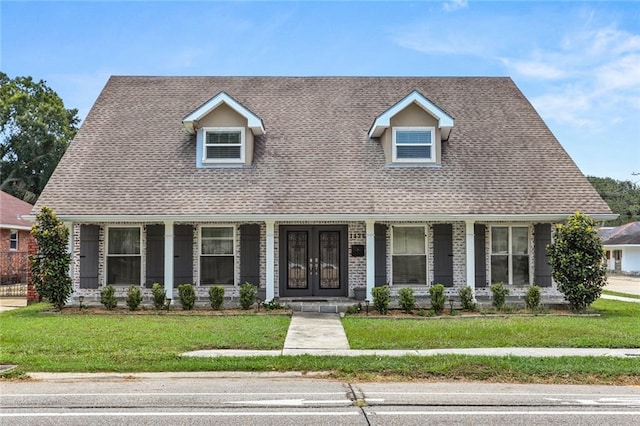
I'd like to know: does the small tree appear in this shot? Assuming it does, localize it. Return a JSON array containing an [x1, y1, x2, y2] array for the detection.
[[372, 285, 391, 315], [458, 286, 476, 311], [151, 283, 165, 310], [525, 285, 541, 312], [547, 212, 607, 312], [429, 284, 446, 315], [490, 282, 509, 310], [29, 206, 72, 310], [100, 284, 117, 310], [398, 287, 415, 314], [125, 285, 142, 311], [209, 286, 225, 310], [178, 283, 196, 310], [239, 282, 257, 310]]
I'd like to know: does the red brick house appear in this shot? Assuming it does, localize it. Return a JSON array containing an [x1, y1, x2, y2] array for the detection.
[[32, 77, 615, 306], [1, 191, 34, 285]]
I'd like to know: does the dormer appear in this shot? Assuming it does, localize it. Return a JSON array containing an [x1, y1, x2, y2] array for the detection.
[[183, 92, 265, 167], [368, 91, 454, 166]]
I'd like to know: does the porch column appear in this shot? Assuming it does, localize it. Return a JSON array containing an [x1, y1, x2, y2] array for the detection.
[[465, 219, 476, 300], [164, 221, 174, 299], [366, 220, 375, 301], [265, 220, 275, 302]]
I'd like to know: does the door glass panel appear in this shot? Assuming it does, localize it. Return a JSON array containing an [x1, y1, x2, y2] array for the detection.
[[287, 231, 308, 289], [319, 231, 340, 289]]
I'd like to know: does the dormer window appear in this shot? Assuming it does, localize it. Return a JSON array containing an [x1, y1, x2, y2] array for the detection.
[[203, 127, 245, 163], [393, 127, 435, 162]]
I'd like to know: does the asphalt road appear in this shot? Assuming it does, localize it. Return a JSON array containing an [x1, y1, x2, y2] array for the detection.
[[1, 373, 639, 425]]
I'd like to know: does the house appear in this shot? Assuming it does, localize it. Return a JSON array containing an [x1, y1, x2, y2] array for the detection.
[[1, 191, 34, 285], [599, 222, 640, 274], [32, 77, 615, 305]]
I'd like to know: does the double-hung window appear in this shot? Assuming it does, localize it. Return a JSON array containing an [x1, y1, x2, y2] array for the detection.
[[393, 127, 435, 162], [9, 230, 18, 251], [491, 226, 530, 285], [392, 226, 427, 285], [107, 227, 141, 285], [203, 127, 245, 163], [200, 227, 235, 285]]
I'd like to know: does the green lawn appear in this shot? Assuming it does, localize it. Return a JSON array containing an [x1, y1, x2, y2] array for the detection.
[[342, 299, 640, 349], [602, 289, 640, 300]]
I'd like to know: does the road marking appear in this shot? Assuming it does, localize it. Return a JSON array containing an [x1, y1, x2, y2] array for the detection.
[[367, 410, 640, 416], [573, 398, 640, 406], [226, 399, 352, 406], [364, 392, 640, 397], [2, 392, 345, 398], [0, 411, 361, 418]]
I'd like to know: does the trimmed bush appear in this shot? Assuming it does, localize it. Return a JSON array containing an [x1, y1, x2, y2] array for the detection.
[[151, 283, 165, 310], [239, 282, 257, 310], [372, 285, 391, 315], [525, 285, 541, 312], [178, 283, 196, 310], [458, 285, 476, 311], [429, 284, 446, 315], [209, 286, 225, 310], [398, 287, 416, 314], [100, 284, 117, 310], [125, 285, 142, 311], [491, 282, 509, 310]]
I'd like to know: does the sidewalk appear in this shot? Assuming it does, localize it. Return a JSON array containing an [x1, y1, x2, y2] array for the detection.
[[183, 312, 640, 359]]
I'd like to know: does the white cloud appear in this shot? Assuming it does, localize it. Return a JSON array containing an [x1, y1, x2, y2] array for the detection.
[[443, 0, 468, 12], [500, 58, 566, 80]]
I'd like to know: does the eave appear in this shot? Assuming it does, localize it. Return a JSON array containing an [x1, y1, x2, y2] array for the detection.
[[182, 91, 265, 136]]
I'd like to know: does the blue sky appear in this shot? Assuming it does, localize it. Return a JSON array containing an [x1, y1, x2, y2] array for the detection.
[[2, 0, 639, 180]]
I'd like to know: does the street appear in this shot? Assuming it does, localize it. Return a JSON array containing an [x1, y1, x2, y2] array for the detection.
[[1, 373, 639, 425]]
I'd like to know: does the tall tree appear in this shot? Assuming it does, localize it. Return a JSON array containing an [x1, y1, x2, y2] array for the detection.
[[1, 72, 79, 203], [587, 176, 640, 226]]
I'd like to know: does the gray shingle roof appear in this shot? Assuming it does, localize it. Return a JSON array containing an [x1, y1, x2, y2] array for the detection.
[[35, 76, 611, 217]]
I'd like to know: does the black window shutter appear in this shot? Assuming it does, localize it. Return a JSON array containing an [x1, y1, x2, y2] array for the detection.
[[145, 224, 165, 288], [433, 224, 454, 287], [240, 224, 260, 286], [474, 224, 487, 288], [374, 224, 387, 286], [534, 224, 552, 287], [79, 225, 100, 289]]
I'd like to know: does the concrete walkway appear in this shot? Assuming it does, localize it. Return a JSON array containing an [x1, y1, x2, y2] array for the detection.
[[183, 312, 640, 359]]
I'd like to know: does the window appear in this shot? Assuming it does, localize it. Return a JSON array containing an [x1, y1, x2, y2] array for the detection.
[[200, 227, 235, 285], [203, 127, 245, 162], [107, 227, 141, 285], [392, 226, 427, 285], [491, 226, 529, 285], [393, 127, 435, 162], [9, 230, 18, 251]]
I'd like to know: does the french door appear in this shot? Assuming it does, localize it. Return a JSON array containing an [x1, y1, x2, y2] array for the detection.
[[279, 225, 347, 297]]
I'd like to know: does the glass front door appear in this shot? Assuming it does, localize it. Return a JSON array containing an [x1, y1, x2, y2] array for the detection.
[[280, 226, 347, 297]]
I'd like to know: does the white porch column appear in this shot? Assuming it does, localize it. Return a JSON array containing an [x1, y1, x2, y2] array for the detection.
[[164, 221, 174, 299], [465, 219, 476, 300], [265, 220, 275, 302], [366, 220, 375, 301]]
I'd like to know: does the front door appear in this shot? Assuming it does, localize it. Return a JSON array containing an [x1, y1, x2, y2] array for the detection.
[[279, 225, 348, 297]]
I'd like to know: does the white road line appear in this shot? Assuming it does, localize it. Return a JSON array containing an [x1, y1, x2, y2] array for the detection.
[[367, 410, 640, 416], [0, 411, 361, 418], [363, 392, 640, 397], [226, 399, 352, 406], [2, 392, 344, 397]]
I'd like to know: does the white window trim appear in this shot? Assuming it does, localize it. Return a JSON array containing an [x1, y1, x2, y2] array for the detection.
[[390, 225, 428, 286], [392, 126, 435, 163], [489, 225, 531, 285], [198, 225, 237, 286], [105, 225, 143, 286], [9, 230, 18, 251], [202, 127, 245, 164]]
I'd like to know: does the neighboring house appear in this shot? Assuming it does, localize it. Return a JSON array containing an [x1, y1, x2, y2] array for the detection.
[[599, 222, 640, 274], [32, 77, 615, 304], [1, 191, 34, 285]]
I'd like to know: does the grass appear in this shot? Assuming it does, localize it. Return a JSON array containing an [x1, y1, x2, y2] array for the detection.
[[342, 299, 640, 349], [602, 289, 640, 300], [1, 300, 638, 384]]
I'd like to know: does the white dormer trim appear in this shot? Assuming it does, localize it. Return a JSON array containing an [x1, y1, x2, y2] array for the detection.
[[368, 90, 454, 140], [182, 92, 265, 136]]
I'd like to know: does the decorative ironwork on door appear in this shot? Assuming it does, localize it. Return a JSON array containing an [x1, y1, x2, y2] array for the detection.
[[287, 231, 308, 289], [319, 231, 340, 289]]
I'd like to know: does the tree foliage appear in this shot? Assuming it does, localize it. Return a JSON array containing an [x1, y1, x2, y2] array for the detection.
[[587, 176, 640, 226], [546, 212, 607, 312], [1, 72, 79, 203], [29, 206, 72, 310]]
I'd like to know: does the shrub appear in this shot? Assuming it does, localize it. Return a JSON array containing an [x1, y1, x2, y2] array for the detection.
[[29, 206, 72, 310], [458, 286, 476, 311], [100, 284, 117, 310], [372, 285, 391, 315], [546, 212, 607, 312], [151, 283, 165, 310], [525, 285, 541, 312], [491, 282, 509, 310], [398, 287, 416, 314], [429, 284, 446, 315], [209, 286, 225, 310], [125, 285, 142, 311], [178, 283, 196, 310], [239, 282, 257, 310], [345, 303, 362, 315], [263, 299, 288, 311]]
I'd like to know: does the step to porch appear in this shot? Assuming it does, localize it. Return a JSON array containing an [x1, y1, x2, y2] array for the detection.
[[279, 298, 359, 313]]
